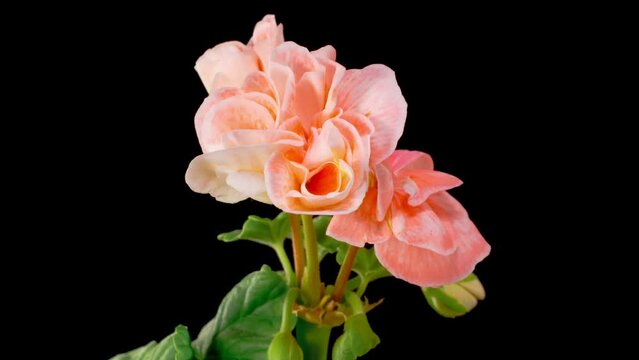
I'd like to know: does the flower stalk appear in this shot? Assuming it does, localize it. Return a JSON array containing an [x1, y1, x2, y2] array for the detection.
[[274, 244, 295, 287], [288, 213, 305, 287], [300, 214, 321, 305], [333, 245, 359, 302]]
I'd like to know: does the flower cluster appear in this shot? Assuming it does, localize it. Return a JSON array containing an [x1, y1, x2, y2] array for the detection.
[[186, 15, 489, 287]]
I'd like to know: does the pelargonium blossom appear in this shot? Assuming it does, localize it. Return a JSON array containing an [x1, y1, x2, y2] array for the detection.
[[328, 150, 491, 287], [185, 15, 487, 288], [186, 15, 406, 214]]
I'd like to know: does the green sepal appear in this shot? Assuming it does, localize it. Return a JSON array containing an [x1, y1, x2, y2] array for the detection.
[[331, 293, 380, 360], [422, 273, 486, 318]]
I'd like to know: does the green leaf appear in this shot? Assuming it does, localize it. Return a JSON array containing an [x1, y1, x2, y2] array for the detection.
[[193, 265, 289, 360], [336, 245, 391, 284], [218, 213, 290, 248], [173, 326, 197, 360], [110, 325, 196, 360], [313, 216, 342, 261], [332, 313, 380, 360]]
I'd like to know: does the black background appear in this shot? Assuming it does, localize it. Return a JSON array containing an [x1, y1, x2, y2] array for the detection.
[[20, 2, 569, 359]]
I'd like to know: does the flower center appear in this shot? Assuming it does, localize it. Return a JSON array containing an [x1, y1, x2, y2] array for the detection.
[[305, 162, 341, 195]]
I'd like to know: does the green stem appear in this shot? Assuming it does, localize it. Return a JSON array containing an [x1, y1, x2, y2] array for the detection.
[[356, 277, 369, 297], [296, 319, 331, 360], [274, 245, 295, 287], [288, 213, 305, 287], [333, 245, 359, 302], [280, 288, 298, 332], [301, 215, 321, 305]]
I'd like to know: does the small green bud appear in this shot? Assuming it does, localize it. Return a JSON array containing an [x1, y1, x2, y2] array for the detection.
[[268, 332, 304, 360], [423, 273, 486, 318]]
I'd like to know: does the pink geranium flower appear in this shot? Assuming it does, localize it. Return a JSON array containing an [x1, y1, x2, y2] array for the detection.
[[186, 15, 407, 213], [328, 150, 490, 287], [265, 63, 406, 214]]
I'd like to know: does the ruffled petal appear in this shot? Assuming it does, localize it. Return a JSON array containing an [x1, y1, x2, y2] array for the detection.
[[384, 150, 434, 174], [242, 71, 278, 103], [265, 120, 370, 216], [194, 96, 275, 153], [327, 185, 392, 247], [374, 163, 394, 222], [294, 70, 326, 120], [303, 120, 346, 169], [195, 41, 260, 93], [399, 169, 462, 206], [391, 197, 455, 255], [311, 45, 336, 61], [336, 65, 407, 163], [248, 15, 284, 68], [271, 42, 321, 82], [185, 144, 287, 204], [221, 129, 303, 148], [185, 152, 246, 203], [375, 231, 489, 288]]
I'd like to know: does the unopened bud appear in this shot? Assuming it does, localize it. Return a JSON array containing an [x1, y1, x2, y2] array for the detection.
[[422, 273, 486, 318], [268, 332, 303, 360]]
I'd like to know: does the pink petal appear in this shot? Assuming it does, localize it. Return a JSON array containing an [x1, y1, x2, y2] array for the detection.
[[375, 232, 489, 288], [240, 92, 279, 121], [399, 169, 462, 206], [270, 42, 321, 82], [390, 197, 455, 255], [336, 65, 407, 164], [195, 41, 260, 93], [384, 150, 434, 174], [264, 150, 303, 211], [340, 111, 374, 138], [427, 192, 489, 258], [374, 164, 394, 222], [277, 116, 306, 138], [293, 70, 326, 120], [248, 15, 284, 68], [311, 45, 336, 61], [329, 118, 371, 192], [265, 119, 370, 215], [221, 129, 304, 148], [268, 62, 296, 119], [195, 97, 275, 153], [318, 58, 345, 111], [303, 120, 346, 169], [291, 159, 357, 211], [327, 185, 392, 247], [302, 160, 349, 196], [375, 191, 490, 287], [242, 71, 278, 102], [193, 89, 243, 150]]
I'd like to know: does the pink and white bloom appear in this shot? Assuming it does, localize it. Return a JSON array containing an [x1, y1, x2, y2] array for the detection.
[[186, 15, 302, 203], [327, 150, 490, 287], [186, 15, 407, 212], [264, 62, 406, 214]]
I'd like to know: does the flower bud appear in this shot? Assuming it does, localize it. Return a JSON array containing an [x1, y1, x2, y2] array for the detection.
[[268, 332, 303, 360], [422, 274, 486, 318]]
